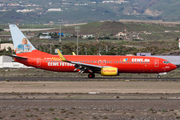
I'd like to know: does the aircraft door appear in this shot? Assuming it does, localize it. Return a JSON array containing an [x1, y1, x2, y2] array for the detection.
[[37, 58, 41, 66], [154, 59, 159, 67]]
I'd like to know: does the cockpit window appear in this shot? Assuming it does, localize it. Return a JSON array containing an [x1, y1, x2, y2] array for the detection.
[[163, 61, 170, 64]]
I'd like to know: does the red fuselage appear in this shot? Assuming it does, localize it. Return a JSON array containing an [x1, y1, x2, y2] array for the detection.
[[14, 50, 177, 74]]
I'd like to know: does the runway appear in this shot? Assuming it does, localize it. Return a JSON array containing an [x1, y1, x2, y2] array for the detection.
[[0, 77, 180, 81], [0, 98, 179, 101]]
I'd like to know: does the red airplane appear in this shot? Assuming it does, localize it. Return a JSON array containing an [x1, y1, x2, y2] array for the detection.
[[8, 24, 177, 78]]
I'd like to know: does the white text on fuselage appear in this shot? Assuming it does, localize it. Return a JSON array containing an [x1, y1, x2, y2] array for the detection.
[[132, 58, 150, 62], [48, 62, 74, 67]]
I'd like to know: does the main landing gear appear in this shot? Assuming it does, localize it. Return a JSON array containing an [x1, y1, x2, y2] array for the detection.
[[88, 73, 95, 78]]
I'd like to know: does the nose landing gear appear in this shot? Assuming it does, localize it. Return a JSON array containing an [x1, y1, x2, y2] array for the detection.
[[157, 75, 161, 79]]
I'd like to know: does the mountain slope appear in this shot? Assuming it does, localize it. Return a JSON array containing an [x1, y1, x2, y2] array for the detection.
[[0, 0, 180, 24]]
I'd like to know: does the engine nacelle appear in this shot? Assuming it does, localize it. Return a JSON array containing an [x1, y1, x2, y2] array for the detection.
[[101, 67, 118, 76]]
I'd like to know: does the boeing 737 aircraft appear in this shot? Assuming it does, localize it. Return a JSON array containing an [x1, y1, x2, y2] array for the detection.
[[8, 24, 177, 78]]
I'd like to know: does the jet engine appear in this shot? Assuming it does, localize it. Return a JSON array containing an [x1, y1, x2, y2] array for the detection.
[[101, 67, 119, 76]]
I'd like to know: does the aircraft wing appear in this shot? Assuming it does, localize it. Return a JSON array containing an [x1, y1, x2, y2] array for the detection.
[[71, 61, 104, 72], [72, 52, 76, 55], [5, 54, 27, 60], [72, 62, 103, 68], [57, 50, 110, 73]]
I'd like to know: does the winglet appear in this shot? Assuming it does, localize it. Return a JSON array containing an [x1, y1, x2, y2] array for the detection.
[[72, 52, 76, 55], [57, 49, 68, 62]]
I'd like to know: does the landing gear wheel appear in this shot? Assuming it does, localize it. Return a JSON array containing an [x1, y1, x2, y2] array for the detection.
[[157, 75, 161, 79], [88, 73, 95, 78]]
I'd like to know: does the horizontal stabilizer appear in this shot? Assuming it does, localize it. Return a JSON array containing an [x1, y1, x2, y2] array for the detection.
[[5, 54, 27, 60]]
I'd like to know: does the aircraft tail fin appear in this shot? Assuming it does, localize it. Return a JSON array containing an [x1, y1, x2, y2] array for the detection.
[[9, 24, 36, 54]]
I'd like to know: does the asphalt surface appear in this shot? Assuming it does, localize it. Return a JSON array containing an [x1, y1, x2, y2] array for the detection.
[[0, 98, 179, 101], [0, 77, 180, 81]]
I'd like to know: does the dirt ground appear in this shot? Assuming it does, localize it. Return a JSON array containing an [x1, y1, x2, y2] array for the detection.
[[0, 100, 180, 120]]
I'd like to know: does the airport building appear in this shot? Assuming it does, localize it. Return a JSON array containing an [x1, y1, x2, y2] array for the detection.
[[0, 43, 14, 51], [0, 55, 31, 68]]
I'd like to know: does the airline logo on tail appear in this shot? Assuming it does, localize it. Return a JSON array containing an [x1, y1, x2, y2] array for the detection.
[[9, 24, 36, 54]]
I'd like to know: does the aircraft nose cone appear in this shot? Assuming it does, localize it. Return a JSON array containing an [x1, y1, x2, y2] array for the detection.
[[170, 63, 177, 70]]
